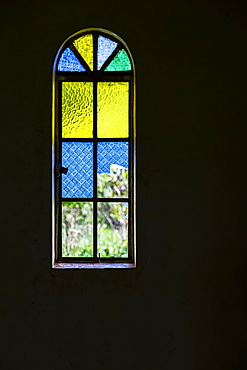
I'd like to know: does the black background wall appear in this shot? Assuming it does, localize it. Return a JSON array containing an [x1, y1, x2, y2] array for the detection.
[[1, 0, 247, 369]]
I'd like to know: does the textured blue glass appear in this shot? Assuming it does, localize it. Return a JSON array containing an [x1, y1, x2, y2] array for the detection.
[[58, 48, 86, 72], [97, 142, 128, 174], [97, 36, 118, 70], [62, 142, 93, 198]]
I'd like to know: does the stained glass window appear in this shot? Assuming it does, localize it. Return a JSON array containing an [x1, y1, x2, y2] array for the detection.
[[52, 29, 135, 268]]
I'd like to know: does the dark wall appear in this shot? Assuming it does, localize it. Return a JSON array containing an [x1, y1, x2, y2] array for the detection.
[[1, 0, 247, 369]]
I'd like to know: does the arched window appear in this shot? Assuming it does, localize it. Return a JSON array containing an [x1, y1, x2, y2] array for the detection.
[[52, 28, 136, 268]]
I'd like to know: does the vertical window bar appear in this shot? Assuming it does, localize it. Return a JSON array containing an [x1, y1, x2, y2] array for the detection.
[[128, 80, 132, 200], [128, 80, 133, 259], [93, 33, 98, 259], [58, 81, 63, 260]]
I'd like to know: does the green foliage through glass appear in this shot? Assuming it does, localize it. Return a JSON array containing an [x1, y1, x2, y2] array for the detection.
[[98, 164, 128, 198], [62, 202, 93, 257], [98, 202, 128, 258]]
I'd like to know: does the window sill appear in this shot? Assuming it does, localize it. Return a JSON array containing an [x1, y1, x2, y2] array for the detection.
[[52, 262, 136, 269]]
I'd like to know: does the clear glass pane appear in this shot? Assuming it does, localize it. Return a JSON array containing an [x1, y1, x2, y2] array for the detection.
[[57, 48, 86, 72], [62, 142, 93, 198], [97, 82, 129, 138], [97, 36, 118, 70], [105, 49, 131, 71], [97, 142, 128, 198], [73, 34, 93, 70], [62, 202, 93, 257], [62, 82, 93, 138], [98, 202, 128, 257]]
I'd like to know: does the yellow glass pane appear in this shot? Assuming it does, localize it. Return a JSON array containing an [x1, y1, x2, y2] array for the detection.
[[97, 82, 129, 138], [73, 34, 93, 71], [62, 82, 93, 138]]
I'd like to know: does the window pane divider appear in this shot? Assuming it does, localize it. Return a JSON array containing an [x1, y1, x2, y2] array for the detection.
[[61, 138, 130, 142], [56, 73, 133, 81], [61, 198, 129, 202], [93, 33, 98, 259]]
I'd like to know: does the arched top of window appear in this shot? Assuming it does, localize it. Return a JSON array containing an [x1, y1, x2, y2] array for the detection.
[[53, 28, 135, 75], [52, 28, 136, 269]]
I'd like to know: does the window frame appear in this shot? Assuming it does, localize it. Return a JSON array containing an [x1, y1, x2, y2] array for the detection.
[[52, 28, 136, 269]]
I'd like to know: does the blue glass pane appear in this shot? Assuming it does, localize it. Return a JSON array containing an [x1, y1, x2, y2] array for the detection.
[[97, 142, 128, 174], [58, 48, 86, 72], [62, 142, 93, 198], [97, 36, 118, 70]]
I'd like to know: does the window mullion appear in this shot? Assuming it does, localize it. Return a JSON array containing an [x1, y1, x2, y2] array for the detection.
[[93, 80, 98, 258], [93, 34, 98, 257]]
